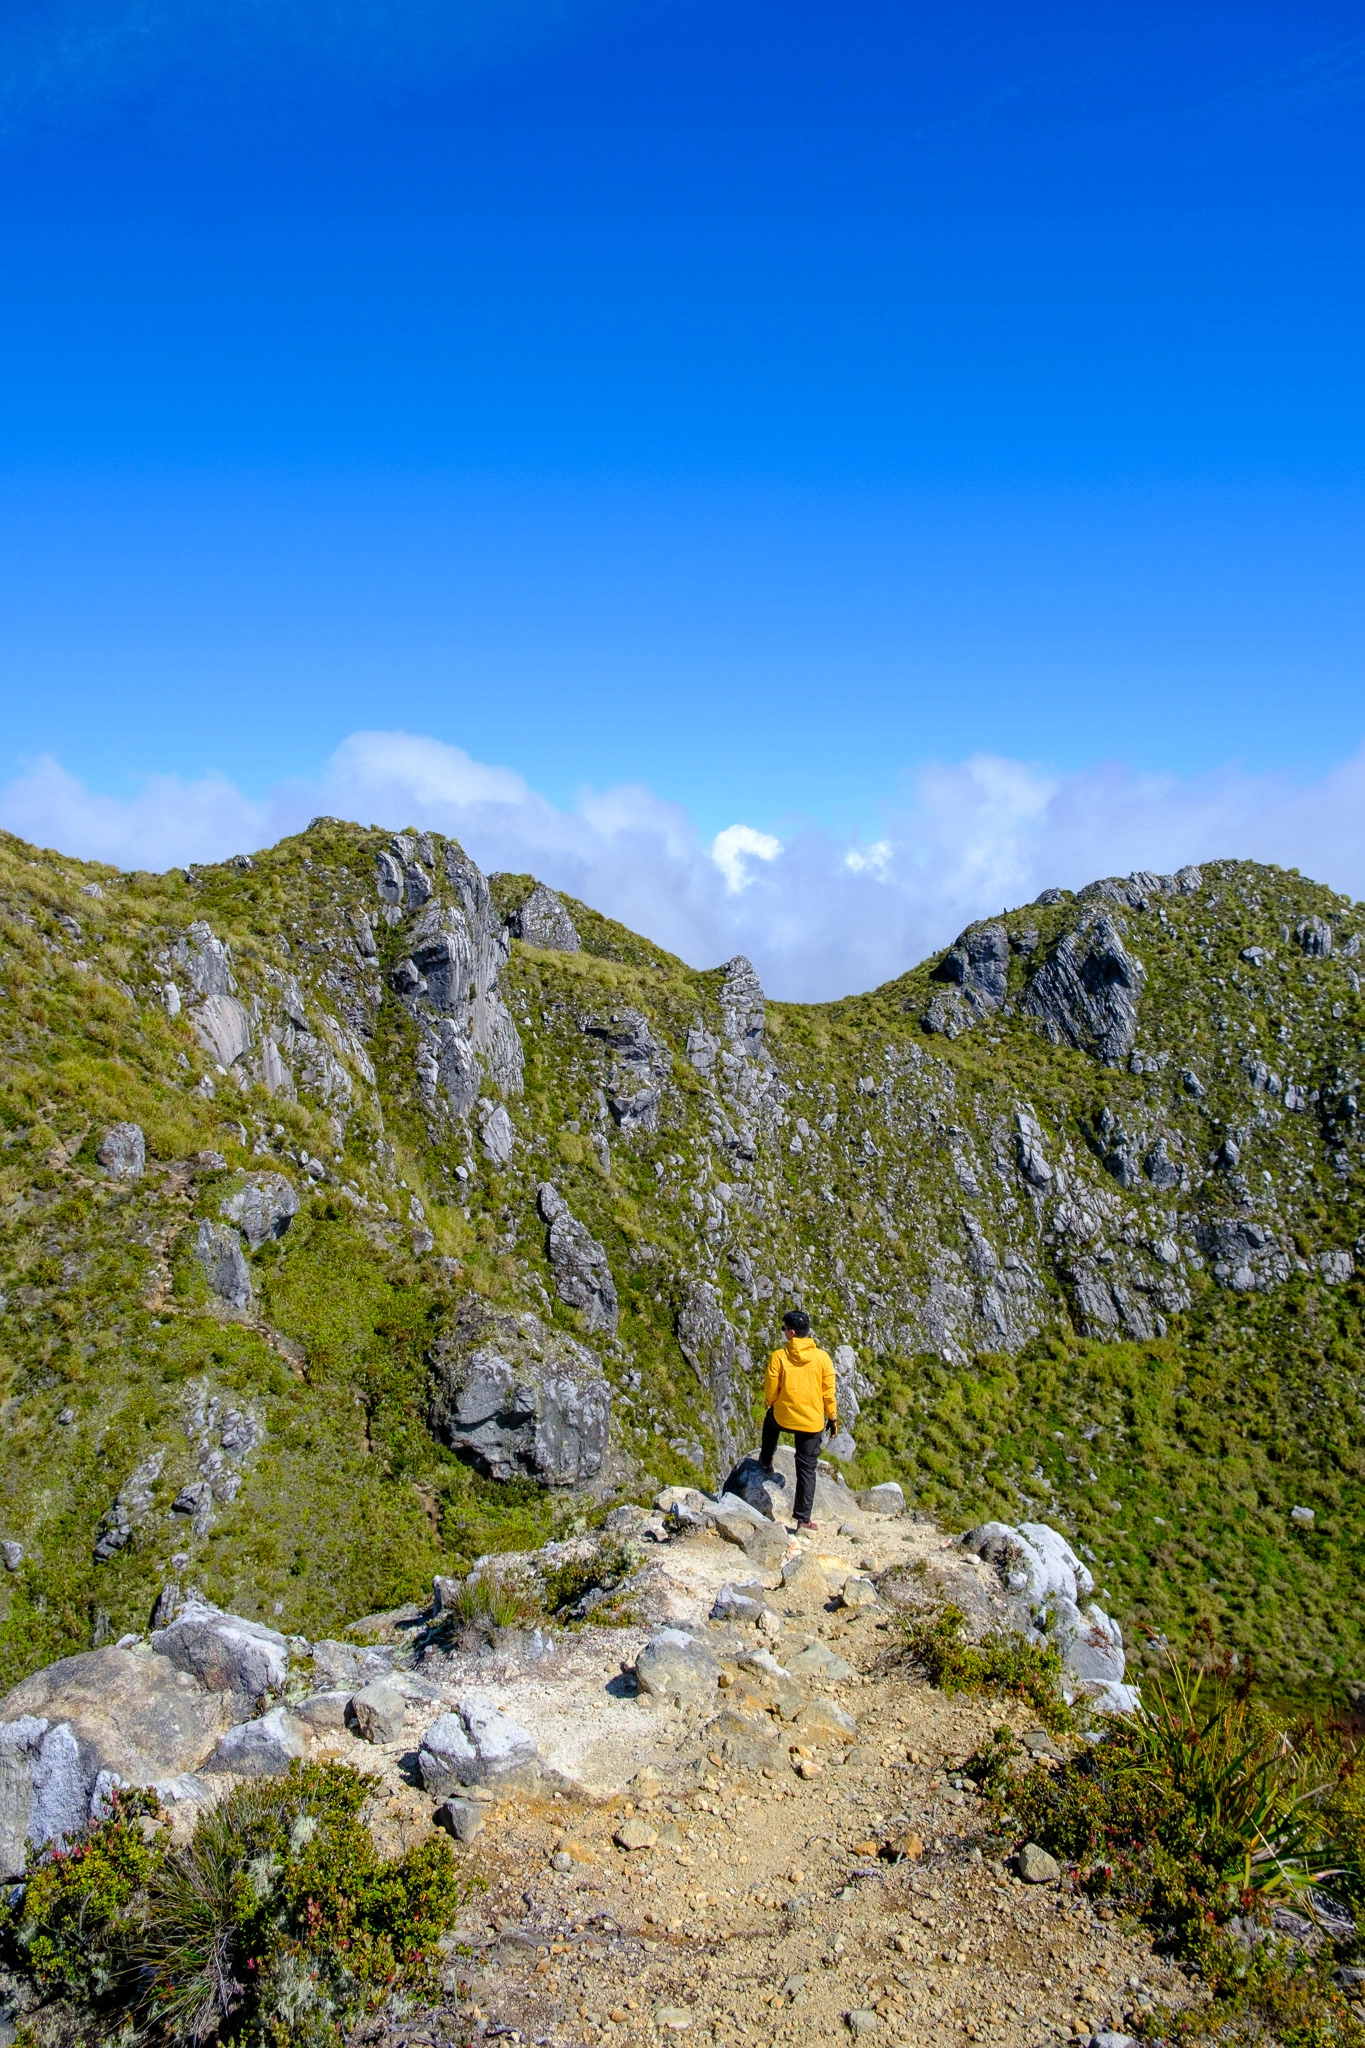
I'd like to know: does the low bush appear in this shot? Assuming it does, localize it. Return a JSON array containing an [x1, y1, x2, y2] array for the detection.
[[900, 1602, 1075, 1733], [962, 1636, 1364, 2045], [0, 1761, 463, 2046]]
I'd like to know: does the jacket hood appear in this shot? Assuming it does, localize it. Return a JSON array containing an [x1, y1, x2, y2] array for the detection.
[[784, 1334, 818, 1361]]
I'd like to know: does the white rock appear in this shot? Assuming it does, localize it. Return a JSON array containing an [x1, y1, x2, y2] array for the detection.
[[208, 1706, 307, 1777]]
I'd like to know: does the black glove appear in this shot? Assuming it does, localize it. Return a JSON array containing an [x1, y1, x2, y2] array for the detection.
[[826, 1419, 838, 1439]]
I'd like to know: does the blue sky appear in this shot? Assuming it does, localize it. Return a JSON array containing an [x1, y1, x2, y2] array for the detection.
[[2, 0, 1364, 993]]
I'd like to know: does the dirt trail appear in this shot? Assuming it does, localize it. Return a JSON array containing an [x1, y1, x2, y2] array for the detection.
[[313, 1503, 1198, 2048]]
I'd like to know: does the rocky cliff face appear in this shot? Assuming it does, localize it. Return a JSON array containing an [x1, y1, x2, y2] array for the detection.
[[0, 824, 1360, 1699]]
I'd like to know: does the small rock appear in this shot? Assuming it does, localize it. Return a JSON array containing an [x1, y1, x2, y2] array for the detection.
[[96, 1123, 145, 1179], [348, 1680, 406, 1745], [790, 1697, 857, 1744], [855, 1482, 905, 1516], [846, 2012, 879, 2035], [434, 1798, 486, 1844], [1090, 2035, 1138, 2048], [838, 1575, 879, 1611], [208, 1706, 307, 1777], [786, 1641, 854, 1681], [0, 1543, 22, 1572], [292, 1690, 350, 1732], [1290, 1504, 1315, 1526], [1016, 1840, 1061, 1883], [779, 1555, 832, 1610], [614, 1817, 658, 1852], [551, 1849, 573, 1871], [654, 2008, 692, 2032]]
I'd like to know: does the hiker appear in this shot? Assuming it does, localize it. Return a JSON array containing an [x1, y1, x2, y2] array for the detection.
[[759, 1309, 837, 1531]]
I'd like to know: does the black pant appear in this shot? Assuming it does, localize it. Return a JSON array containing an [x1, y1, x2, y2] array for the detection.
[[761, 1408, 824, 1523]]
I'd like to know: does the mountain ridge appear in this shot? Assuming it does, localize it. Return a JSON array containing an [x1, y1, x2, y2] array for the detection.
[[0, 819, 1360, 1704]]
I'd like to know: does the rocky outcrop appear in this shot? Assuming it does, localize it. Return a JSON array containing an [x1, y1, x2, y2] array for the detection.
[[676, 1282, 748, 1473], [194, 1220, 252, 1308], [428, 1296, 611, 1485], [220, 1171, 299, 1249], [93, 1451, 166, 1560], [583, 1008, 667, 1133], [1023, 915, 1144, 1065], [96, 1122, 145, 1179], [172, 920, 253, 1073], [924, 922, 1010, 1036], [511, 882, 580, 952], [958, 1520, 1139, 1714], [0, 1717, 91, 1879], [536, 1183, 618, 1333], [385, 836, 525, 1123]]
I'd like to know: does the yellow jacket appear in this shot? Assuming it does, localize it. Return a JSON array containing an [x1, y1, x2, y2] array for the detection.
[[764, 1335, 837, 1434]]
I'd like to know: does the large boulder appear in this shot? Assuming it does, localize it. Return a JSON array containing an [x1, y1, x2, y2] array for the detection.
[[418, 1698, 540, 1792], [428, 1295, 610, 1486], [2, 1645, 238, 1784], [536, 1184, 618, 1333], [151, 1598, 289, 1704], [0, 1718, 95, 1878], [959, 1518, 1139, 1714]]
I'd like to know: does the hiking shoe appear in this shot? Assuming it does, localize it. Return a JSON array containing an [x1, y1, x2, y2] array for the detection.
[[797, 1519, 817, 1532], [758, 1463, 776, 1477]]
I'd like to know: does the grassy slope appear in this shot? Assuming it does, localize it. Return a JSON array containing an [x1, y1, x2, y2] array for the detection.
[[0, 827, 1361, 1705]]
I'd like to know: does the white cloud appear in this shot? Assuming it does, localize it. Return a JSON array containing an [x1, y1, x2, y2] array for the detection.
[[711, 823, 783, 893], [3, 730, 1364, 1001]]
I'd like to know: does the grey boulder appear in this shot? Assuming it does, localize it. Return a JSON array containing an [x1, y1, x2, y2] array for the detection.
[[207, 1706, 308, 1777], [0, 1717, 95, 1878], [434, 1796, 487, 1843], [309, 1640, 395, 1689], [634, 1629, 720, 1705], [1016, 1841, 1061, 1883], [96, 1122, 145, 1179], [220, 1172, 299, 1250], [428, 1295, 610, 1485], [151, 1598, 289, 1703], [2, 1645, 237, 1785], [419, 1697, 541, 1792], [710, 1495, 789, 1568], [536, 1183, 618, 1334], [348, 1681, 407, 1745], [856, 1482, 905, 1516], [194, 1220, 252, 1309]]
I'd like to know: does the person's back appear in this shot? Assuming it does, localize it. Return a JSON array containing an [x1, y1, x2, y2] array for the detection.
[[760, 1310, 837, 1530]]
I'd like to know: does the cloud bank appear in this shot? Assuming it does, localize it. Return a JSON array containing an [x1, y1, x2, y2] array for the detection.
[[4, 729, 1364, 1001]]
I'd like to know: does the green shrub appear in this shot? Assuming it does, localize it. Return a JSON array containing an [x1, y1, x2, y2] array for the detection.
[[963, 1638, 1365, 2043], [449, 1569, 540, 1630], [3, 1787, 163, 2004], [900, 1603, 1075, 1733], [1, 1762, 463, 2046]]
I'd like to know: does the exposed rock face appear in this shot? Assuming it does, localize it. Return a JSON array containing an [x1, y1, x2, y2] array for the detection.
[[387, 838, 525, 1122], [428, 1296, 611, 1485], [924, 922, 1010, 1035], [208, 1705, 307, 1776], [536, 1183, 618, 1333], [96, 1122, 145, 1179], [478, 1097, 516, 1166], [676, 1281, 748, 1473], [220, 1172, 299, 1250], [174, 920, 253, 1072], [512, 882, 581, 952], [1023, 914, 1144, 1065], [583, 1007, 667, 1133], [0, 1716, 91, 1878], [194, 1220, 252, 1309], [93, 1451, 166, 1561], [959, 1520, 1139, 1713]]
